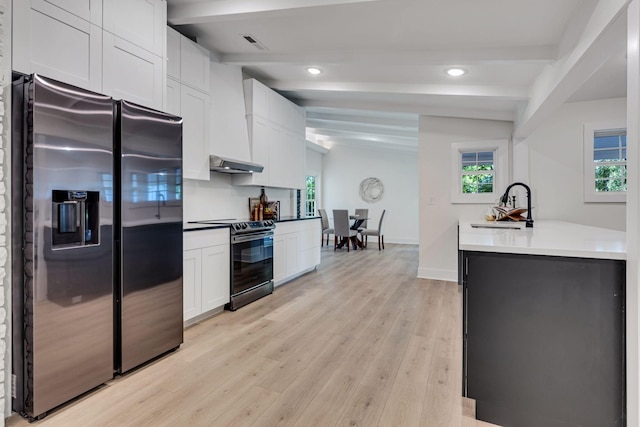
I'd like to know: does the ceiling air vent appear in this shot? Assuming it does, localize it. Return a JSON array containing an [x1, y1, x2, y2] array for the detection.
[[242, 34, 268, 51]]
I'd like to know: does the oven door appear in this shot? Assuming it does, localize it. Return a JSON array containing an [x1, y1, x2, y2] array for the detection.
[[231, 231, 274, 295]]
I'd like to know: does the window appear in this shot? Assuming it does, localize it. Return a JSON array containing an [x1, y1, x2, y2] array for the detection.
[[450, 139, 509, 204], [306, 175, 316, 216], [584, 123, 626, 203], [461, 151, 494, 194]]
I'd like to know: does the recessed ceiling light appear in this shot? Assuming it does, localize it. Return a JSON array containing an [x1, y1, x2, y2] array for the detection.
[[307, 67, 322, 75], [446, 68, 466, 77]]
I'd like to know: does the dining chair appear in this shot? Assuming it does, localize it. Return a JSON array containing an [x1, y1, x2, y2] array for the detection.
[[354, 208, 368, 231], [332, 209, 358, 251], [360, 209, 386, 250], [318, 208, 334, 246]]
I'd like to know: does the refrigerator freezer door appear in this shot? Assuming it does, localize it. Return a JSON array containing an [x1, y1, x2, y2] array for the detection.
[[117, 100, 183, 373], [13, 74, 115, 418]]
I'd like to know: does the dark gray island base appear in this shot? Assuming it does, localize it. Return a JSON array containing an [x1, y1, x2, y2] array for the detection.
[[459, 250, 625, 427]]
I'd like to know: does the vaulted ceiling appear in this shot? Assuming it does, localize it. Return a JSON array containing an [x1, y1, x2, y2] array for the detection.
[[167, 0, 628, 151]]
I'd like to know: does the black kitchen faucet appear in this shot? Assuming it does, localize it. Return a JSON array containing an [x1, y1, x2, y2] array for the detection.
[[500, 182, 534, 228]]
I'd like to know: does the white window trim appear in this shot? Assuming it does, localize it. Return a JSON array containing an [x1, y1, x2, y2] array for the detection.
[[583, 122, 626, 203], [450, 139, 509, 204]]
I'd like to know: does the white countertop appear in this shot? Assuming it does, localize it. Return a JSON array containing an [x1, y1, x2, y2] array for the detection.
[[459, 220, 626, 260]]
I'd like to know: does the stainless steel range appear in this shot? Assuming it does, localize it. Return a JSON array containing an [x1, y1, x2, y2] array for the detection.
[[189, 219, 275, 310]]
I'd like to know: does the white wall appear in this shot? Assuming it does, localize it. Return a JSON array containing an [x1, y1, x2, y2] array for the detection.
[[183, 175, 295, 222], [526, 97, 626, 230], [418, 117, 513, 281], [322, 142, 418, 244]]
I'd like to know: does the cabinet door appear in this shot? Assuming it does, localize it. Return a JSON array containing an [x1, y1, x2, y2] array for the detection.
[[299, 220, 321, 270], [267, 124, 287, 187], [103, 0, 166, 56], [166, 78, 181, 116], [285, 233, 299, 278], [183, 248, 202, 321], [181, 85, 211, 181], [201, 245, 230, 312], [465, 251, 624, 427], [103, 32, 163, 109], [283, 128, 305, 189], [167, 26, 181, 80], [180, 37, 210, 93], [13, 0, 103, 92], [273, 233, 286, 284], [38, 0, 102, 24]]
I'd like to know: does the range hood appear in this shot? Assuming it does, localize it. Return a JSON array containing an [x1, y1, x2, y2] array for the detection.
[[209, 155, 264, 174]]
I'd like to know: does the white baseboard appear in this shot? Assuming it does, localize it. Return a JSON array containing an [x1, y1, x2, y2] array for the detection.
[[386, 237, 419, 245], [417, 267, 457, 282]]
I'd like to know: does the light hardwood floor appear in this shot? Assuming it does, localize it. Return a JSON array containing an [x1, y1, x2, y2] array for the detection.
[[7, 243, 498, 427]]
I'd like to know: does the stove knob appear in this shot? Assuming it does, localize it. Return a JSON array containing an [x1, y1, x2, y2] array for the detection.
[[241, 222, 248, 229], [232, 224, 239, 231]]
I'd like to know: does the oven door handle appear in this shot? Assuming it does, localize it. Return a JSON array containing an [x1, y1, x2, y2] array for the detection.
[[232, 231, 274, 243]]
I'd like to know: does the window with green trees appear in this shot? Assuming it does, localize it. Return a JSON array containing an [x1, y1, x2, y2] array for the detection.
[[461, 151, 495, 194], [593, 129, 626, 193], [306, 175, 316, 216]]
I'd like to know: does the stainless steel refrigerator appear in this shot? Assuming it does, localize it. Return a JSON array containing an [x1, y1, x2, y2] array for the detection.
[[12, 74, 183, 420]]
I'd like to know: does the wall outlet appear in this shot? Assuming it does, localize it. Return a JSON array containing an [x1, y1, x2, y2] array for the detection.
[[428, 196, 435, 205]]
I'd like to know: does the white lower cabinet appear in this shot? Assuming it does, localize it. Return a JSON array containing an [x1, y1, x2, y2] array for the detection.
[[273, 219, 321, 286], [183, 228, 230, 322]]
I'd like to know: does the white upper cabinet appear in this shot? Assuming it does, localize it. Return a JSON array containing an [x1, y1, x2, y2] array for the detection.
[[167, 27, 212, 181], [181, 85, 211, 180], [102, 33, 163, 110], [167, 27, 181, 80], [103, 0, 166, 57], [180, 37, 210, 93], [166, 78, 181, 116], [166, 27, 210, 93], [40, 0, 102, 25], [235, 79, 306, 189], [13, 0, 103, 92]]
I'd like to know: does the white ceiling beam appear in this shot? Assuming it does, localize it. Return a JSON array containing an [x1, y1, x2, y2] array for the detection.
[[307, 134, 419, 153], [268, 81, 529, 100], [307, 124, 418, 140], [301, 99, 518, 122], [220, 46, 557, 66], [305, 111, 418, 129], [168, 0, 379, 25], [514, 0, 630, 138]]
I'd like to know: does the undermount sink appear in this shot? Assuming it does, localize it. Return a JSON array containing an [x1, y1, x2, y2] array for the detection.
[[470, 222, 524, 230]]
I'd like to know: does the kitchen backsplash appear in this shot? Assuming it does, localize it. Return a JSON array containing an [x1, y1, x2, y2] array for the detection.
[[183, 175, 295, 222]]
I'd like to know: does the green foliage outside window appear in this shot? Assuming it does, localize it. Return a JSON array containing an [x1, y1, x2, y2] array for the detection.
[[593, 131, 626, 193], [595, 164, 626, 192], [306, 175, 316, 216], [462, 165, 494, 194]]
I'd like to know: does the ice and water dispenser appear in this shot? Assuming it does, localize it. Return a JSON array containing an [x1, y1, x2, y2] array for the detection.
[[52, 190, 100, 248]]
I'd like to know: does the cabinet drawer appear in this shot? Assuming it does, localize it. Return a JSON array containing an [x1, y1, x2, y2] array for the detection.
[[184, 229, 230, 250]]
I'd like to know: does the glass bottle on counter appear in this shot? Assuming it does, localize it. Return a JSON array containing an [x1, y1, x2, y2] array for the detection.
[[259, 187, 268, 208]]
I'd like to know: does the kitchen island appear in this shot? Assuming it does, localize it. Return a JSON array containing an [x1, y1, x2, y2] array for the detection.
[[458, 221, 625, 427]]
